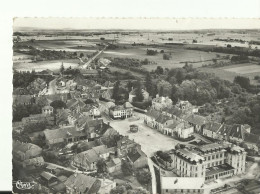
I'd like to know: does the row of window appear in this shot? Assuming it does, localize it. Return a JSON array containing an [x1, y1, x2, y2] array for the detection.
[[165, 189, 202, 193], [204, 153, 224, 161]]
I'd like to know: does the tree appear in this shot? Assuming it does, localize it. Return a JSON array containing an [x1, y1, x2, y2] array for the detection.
[[110, 185, 127, 194], [79, 53, 84, 58], [159, 86, 164, 97], [136, 169, 151, 185], [155, 66, 164, 74], [50, 100, 66, 110], [122, 160, 133, 176], [163, 53, 171, 60], [145, 73, 155, 97], [234, 76, 251, 91], [96, 159, 106, 173], [134, 81, 144, 102], [112, 80, 121, 102], [60, 63, 65, 74]]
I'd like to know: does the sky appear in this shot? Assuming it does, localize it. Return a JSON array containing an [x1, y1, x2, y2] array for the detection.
[[14, 18, 260, 31]]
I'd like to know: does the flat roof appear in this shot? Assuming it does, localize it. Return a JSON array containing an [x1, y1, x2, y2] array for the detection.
[[206, 164, 234, 177], [176, 149, 204, 163], [161, 177, 205, 190]]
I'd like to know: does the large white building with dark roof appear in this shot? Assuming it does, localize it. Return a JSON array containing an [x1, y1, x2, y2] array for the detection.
[[170, 142, 246, 182]]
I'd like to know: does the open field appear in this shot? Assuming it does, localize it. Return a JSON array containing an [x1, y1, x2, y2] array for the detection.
[[13, 59, 79, 72], [225, 64, 260, 74], [102, 46, 229, 71], [199, 63, 260, 85]]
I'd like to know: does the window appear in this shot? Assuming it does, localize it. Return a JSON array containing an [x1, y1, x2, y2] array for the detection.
[[212, 155, 215, 159], [208, 156, 210, 160], [166, 189, 168, 192]]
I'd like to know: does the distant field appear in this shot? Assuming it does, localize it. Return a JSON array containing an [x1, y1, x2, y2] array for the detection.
[[101, 46, 228, 71], [199, 63, 260, 85]]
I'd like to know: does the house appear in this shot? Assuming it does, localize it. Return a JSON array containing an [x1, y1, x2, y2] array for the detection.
[[128, 88, 149, 103], [64, 174, 101, 194], [176, 123, 194, 139], [109, 102, 133, 119], [13, 141, 42, 161], [116, 136, 141, 158], [164, 120, 184, 137], [73, 145, 115, 170], [228, 124, 250, 143], [202, 122, 223, 139], [43, 126, 88, 145], [184, 114, 207, 133], [106, 158, 122, 173], [154, 115, 174, 134], [21, 113, 55, 126], [84, 119, 107, 139], [162, 106, 185, 120], [127, 148, 147, 168], [42, 105, 54, 115], [99, 102, 115, 114], [175, 100, 198, 114], [98, 179, 116, 194], [152, 94, 173, 111], [13, 95, 33, 106], [66, 98, 86, 113], [161, 177, 206, 194], [73, 149, 100, 171], [102, 89, 114, 101], [40, 171, 58, 187], [82, 105, 101, 118], [144, 109, 161, 128]]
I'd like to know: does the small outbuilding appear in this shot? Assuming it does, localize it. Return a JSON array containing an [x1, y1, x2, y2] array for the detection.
[[130, 124, 138, 133]]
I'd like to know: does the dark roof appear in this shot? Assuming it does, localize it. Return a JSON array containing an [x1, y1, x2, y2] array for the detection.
[[229, 124, 245, 139], [198, 143, 224, 153], [127, 148, 146, 163]]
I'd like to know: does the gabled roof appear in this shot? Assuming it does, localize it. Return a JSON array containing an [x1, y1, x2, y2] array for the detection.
[[43, 126, 87, 141], [185, 114, 207, 126], [40, 171, 57, 181], [65, 174, 100, 194], [155, 115, 172, 124], [13, 141, 41, 153], [124, 102, 133, 108], [162, 106, 183, 117], [127, 148, 146, 163], [228, 124, 246, 139], [146, 109, 161, 120], [203, 122, 223, 133]]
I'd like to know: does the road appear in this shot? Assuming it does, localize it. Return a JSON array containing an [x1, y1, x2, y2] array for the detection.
[[80, 45, 107, 69], [47, 78, 57, 95]]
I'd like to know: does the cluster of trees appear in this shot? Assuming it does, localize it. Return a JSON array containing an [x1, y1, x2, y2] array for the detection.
[[13, 70, 54, 91], [231, 55, 249, 63], [121, 160, 134, 176], [13, 103, 42, 122], [112, 81, 129, 104], [156, 151, 173, 168], [109, 57, 149, 68], [187, 46, 260, 58], [146, 49, 158, 56], [136, 168, 152, 185], [110, 183, 149, 194], [23, 121, 48, 133]]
